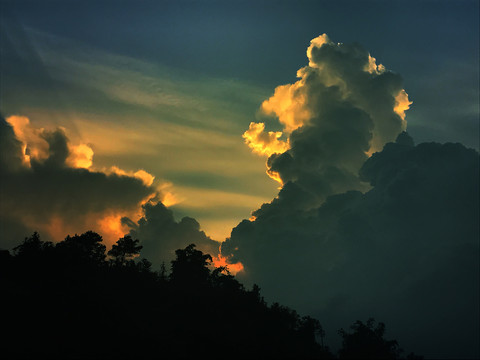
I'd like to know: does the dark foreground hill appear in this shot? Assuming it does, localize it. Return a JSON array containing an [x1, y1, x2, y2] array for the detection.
[[0, 231, 419, 359]]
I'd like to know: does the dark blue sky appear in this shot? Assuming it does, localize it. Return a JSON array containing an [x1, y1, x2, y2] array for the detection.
[[3, 0, 479, 148]]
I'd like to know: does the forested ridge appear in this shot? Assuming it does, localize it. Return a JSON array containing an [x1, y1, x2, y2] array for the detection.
[[1, 231, 421, 359]]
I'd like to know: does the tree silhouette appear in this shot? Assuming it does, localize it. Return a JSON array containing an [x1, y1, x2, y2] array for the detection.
[[338, 318, 402, 359], [1, 231, 422, 360], [56, 230, 106, 265], [107, 235, 142, 265], [13, 231, 53, 258], [169, 243, 212, 286]]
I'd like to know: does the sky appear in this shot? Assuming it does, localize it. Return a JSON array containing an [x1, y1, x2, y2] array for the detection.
[[1, 0, 479, 358]]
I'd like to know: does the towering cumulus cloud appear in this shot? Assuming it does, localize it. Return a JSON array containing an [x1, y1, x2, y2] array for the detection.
[[223, 35, 478, 358], [244, 34, 411, 206]]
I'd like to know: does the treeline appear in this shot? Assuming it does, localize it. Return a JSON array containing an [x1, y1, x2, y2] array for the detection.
[[0, 232, 420, 359]]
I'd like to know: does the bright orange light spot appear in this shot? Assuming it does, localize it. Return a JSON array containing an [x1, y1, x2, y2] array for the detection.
[[66, 143, 94, 169], [261, 82, 311, 133], [162, 192, 178, 207], [156, 182, 181, 207], [266, 169, 283, 187], [34, 212, 131, 247], [243, 122, 289, 157], [43, 216, 69, 243], [394, 89, 412, 123], [364, 149, 375, 157], [98, 214, 128, 245], [212, 253, 244, 275]]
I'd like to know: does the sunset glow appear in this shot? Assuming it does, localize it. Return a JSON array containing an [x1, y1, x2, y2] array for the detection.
[[394, 89, 413, 122], [66, 143, 94, 169], [97, 214, 130, 246], [212, 253, 244, 275], [6, 115, 49, 165], [261, 82, 311, 133], [1, 2, 478, 358], [243, 122, 289, 156]]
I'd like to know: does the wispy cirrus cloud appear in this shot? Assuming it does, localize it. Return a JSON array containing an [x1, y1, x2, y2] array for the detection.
[[1, 25, 278, 242]]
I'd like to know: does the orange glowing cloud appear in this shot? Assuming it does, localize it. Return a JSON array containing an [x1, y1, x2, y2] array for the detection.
[[156, 181, 180, 207], [2, 115, 167, 249], [394, 89, 413, 122], [212, 253, 244, 275], [261, 82, 311, 133], [306, 33, 332, 66], [35, 213, 122, 248], [97, 213, 131, 245], [364, 54, 386, 74], [106, 166, 155, 187], [42, 216, 70, 244], [243, 122, 289, 157], [88, 186, 180, 247], [266, 169, 284, 186], [33, 199, 155, 248], [245, 33, 413, 182], [66, 143, 94, 169], [6, 115, 95, 169], [161, 191, 179, 207], [6, 115, 49, 165]]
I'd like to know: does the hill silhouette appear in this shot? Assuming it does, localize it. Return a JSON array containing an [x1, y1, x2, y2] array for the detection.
[[0, 231, 421, 359]]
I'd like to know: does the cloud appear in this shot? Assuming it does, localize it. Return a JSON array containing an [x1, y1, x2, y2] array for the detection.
[[104, 166, 155, 187], [248, 34, 411, 205], [66, 143, 94, 169], [221, 133, 479, 358], [1, 25, 279, 242], [1, 114, 231, 272], [243, 122, 289, 157], [220, 34, 478, 358], [122, 201, 220, 268], [6, 115, 95, 170], [0, 115, 159, 248]]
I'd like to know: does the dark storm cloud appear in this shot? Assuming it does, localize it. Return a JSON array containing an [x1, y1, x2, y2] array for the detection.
[[0, 116, 156, 247], [0, 115, 24, 172], [222, 133, 479, 358], [123, 201, 220, 268]]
